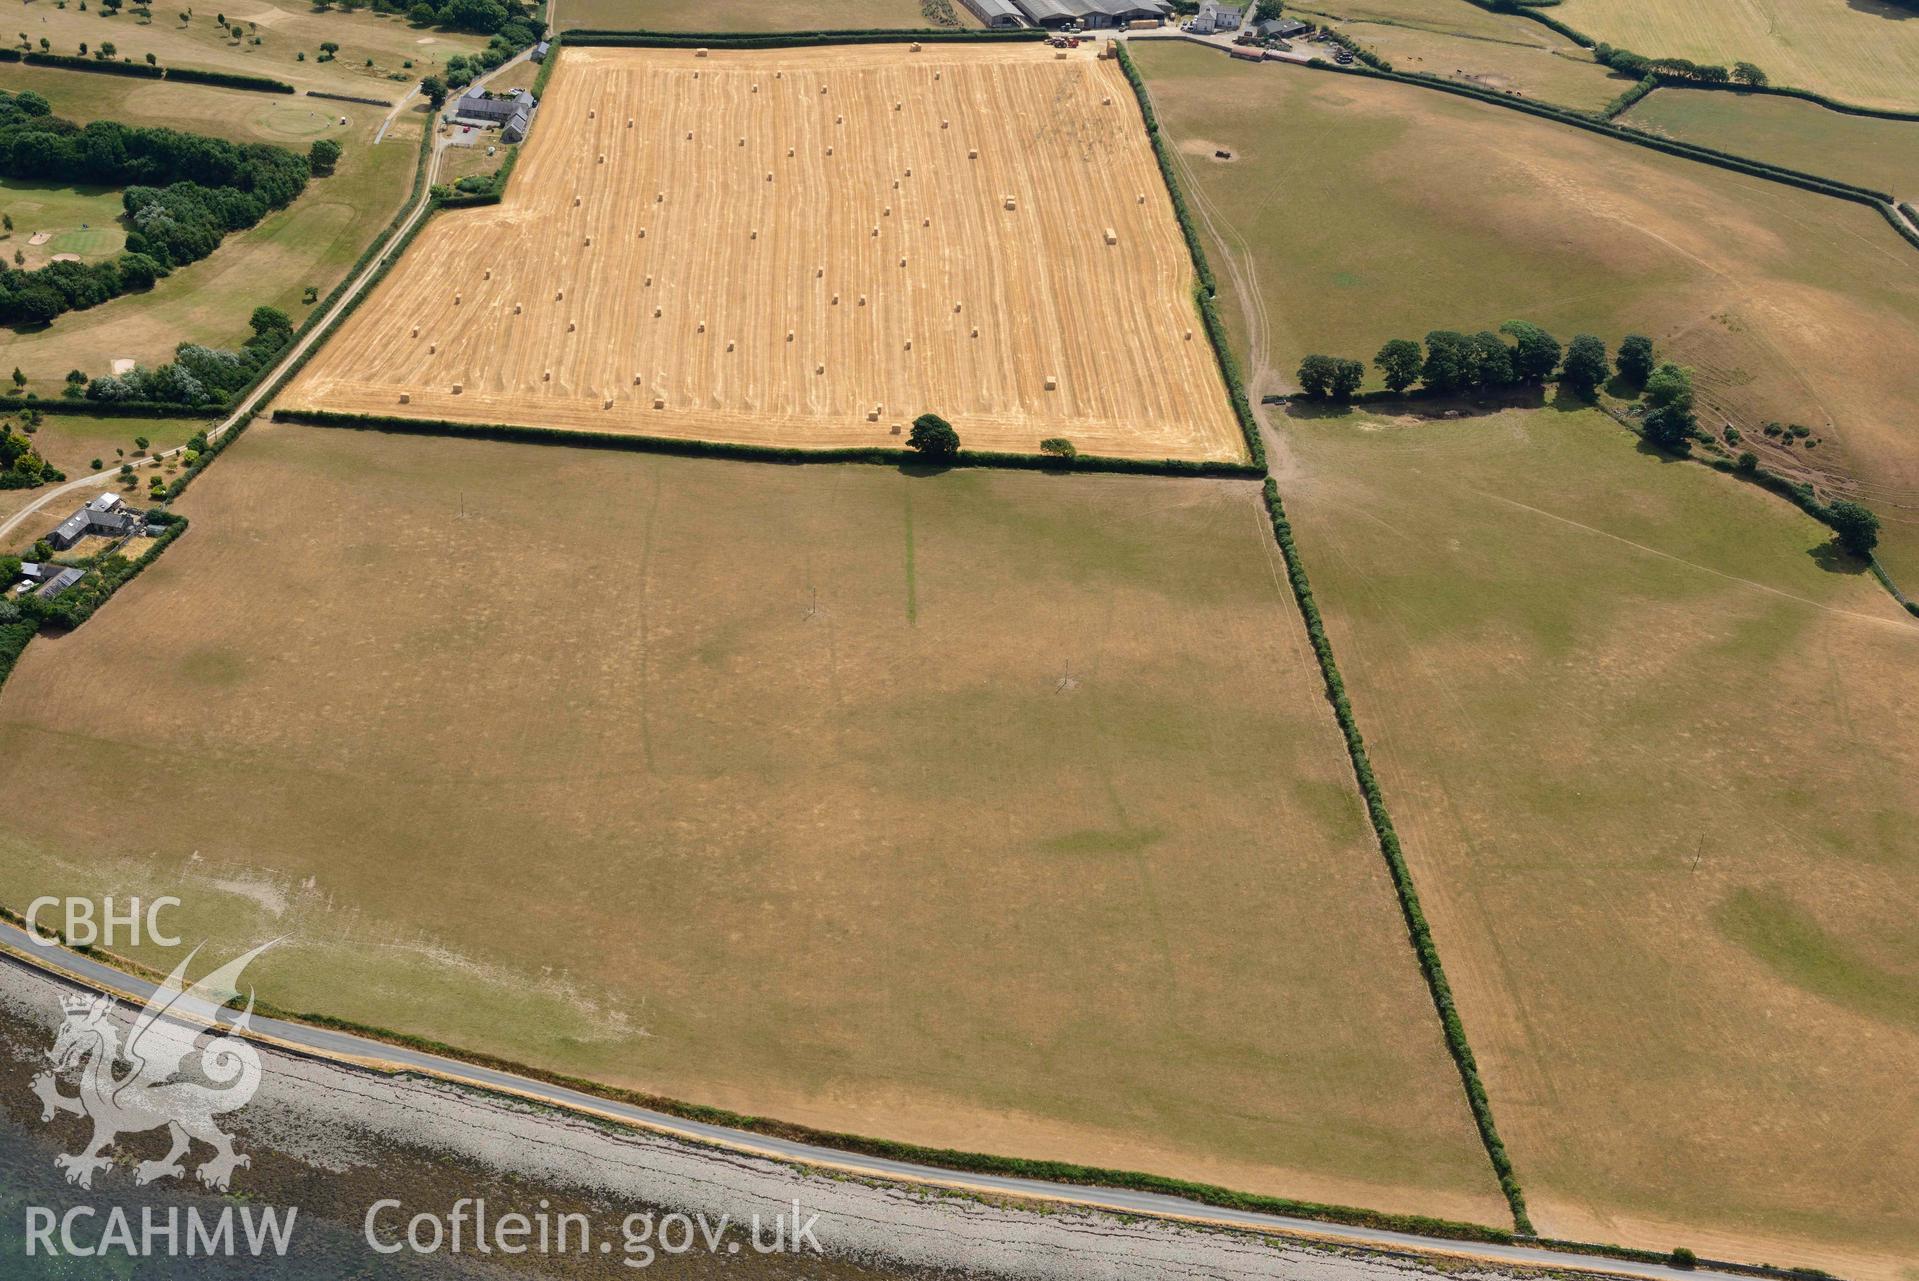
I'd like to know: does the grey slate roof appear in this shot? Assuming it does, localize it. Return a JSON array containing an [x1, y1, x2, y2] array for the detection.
[[51, 510, 89, 545], [37, 567, 84, 599]]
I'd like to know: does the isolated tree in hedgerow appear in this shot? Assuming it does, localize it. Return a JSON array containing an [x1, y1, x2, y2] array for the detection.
[[421, 73, 448, 108], [907, 413, 960, 459], [1327, 357, 1364, 402], [1826, 500, 1880, 558], [1500, 320, 1561, 385], [1731, 61, 1768, 86], [1420, 330, 1473, 393], [1295, 353, 1339, 400], [1615, 333, 1655, 385], [1373, 338, 1421, 394], [1467, 330, 1514, 389], [1641, 362, 1696, 452], [1558, 334, 1609, 399], [1039, 437, 1077, 459], [308, 138, 342, 174]]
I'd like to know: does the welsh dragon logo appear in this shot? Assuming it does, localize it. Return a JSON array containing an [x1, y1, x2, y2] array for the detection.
[[31, 942, 274, 1191]]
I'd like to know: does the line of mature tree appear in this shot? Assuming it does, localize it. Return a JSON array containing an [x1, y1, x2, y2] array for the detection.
[[1299, 322, 1653, 405], [1593, 42, 1768, 87], [0, 89, 314, 327], [83, 306, 293, 407], [308, 0, 541, 39]]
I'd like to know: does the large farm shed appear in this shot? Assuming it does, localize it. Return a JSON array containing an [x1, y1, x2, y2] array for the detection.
[[280, 42, 1243, 462]]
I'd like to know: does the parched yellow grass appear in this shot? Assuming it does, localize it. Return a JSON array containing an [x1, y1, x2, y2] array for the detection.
[[280, 44, 1244, 461], [1556, 0, 1919, 111]]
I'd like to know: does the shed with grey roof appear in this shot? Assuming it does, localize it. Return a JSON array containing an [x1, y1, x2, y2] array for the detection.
[[960, 0, 1026, 25], [36, 567, 85, 600]]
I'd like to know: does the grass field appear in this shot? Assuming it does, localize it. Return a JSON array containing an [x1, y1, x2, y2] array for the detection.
[[0, 421, 1509, 1226], [0, 178, 125, 269], [555, 0, 961, 32], [1132, 41, 1919, 583], [14, 0, 487, 99], [1622, 88, 1919, 199], [1278, 404, 1919, 1278], [1289, 0, 1630, 110], [283, 44, 1243, 461], [1553, 0, 1919, 112], [0, 69, 423, 393]]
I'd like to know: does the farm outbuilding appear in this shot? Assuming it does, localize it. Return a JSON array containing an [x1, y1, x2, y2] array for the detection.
[[1012, 0, 1171, 28], [45, 493, 136, 551], [450, 88, 540, 142], [960, 0, 1026, 26]]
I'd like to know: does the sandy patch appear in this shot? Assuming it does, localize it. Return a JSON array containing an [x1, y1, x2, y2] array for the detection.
[[1177, 135, 1238, 160], [25, 231, 51, 246], [109, 358, 136, 375], [48, 252, 80, 263]]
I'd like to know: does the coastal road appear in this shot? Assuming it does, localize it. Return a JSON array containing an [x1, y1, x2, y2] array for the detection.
[[0, 922, 1754, 1281]]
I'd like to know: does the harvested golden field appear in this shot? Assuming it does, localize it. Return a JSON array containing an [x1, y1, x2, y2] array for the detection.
[[1282, 406, 1919, 1278], [557, 0, 948, 31], [1555, 0, 1919, 112], [1133, 41, 1919, 583], [281, 44, 1245, 462], [0, 422, 1507, 1226]]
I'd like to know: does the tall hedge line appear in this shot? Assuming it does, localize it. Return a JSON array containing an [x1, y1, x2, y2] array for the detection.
[[307, 90, 394, 107], [270, 409, 1264, 478], [1645, 81, 1919, 123], [1259, 477, 1533, 1233], [0, 397, 214, 419], [1878, 202, 1919, 252], [1600, 74, 1657, 120], [561, 27, 1045, 48], [163, 66, 295, 93], [1114, 42, 1264, 466], [9, 50, 164, 78]]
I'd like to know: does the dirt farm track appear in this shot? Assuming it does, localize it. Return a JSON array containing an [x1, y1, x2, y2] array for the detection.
[[280, 43, 1245, 461]]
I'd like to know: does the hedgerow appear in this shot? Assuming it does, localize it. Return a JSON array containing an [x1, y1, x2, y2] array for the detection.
[[269, 409, 1264, 478], [561, 28, 1044, 48], [1112, 42, 1265, 465], [15, 50, 165, 78], [0, 398, 213, 419], [1259, 477, 1533, 1233], [1303, 61, 1919, 254], [1600, 74, 1657, 120], [162, 67, 295, 93], [307, 90, 395, 107]]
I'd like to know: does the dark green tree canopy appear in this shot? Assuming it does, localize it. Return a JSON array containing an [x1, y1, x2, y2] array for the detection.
[[1825, 500, 1880, 557], [1558, 334, 1608, 398], [1500, 320, 1561, 384], [1374, 338, 1421, 394], [1616, 334, 1655, 384], [908, 413, 960, 459]]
